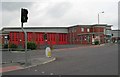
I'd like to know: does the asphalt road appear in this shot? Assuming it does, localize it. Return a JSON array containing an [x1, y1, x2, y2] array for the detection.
[[1, 45, 91, 63], [3, 44, 118, 75]]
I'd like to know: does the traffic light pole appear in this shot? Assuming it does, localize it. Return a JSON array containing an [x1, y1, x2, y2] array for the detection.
[[21, 22, 28, 66], [44, 33, 48, 48]]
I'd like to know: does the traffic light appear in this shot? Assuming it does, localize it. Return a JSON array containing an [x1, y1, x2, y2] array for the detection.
[[112, 34, 113, 36], [21, 8, 28, 23], [44, 33, 47, 40], [93, 34, 95, 38], [4, 35, 10, 40], [7, 35, 10, 40]]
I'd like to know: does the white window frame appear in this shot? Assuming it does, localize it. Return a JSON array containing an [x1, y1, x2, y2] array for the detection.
[[106, 30, 111, 35], [74, 28, 76, 32], [72, 28, 74, 32], [104, 29, 106, 34], [81, 28, 84, 32], [69, 28, 72, 33], [87, 28, 90, 32]]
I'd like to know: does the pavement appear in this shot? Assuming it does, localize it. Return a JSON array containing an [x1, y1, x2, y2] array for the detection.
[[1, 48, 56, 73], [0, 44, 106, 74], [1, 57, 56, 73]]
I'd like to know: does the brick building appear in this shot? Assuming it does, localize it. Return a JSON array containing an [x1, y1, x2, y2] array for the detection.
[[68, 24, 112, 44], [1, 24, 112, 48], [111, 30, 120, 43], [2, 27, 69, 48]]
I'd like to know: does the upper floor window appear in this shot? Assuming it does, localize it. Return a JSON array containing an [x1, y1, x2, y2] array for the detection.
[[87, 28, 90, 32], [104, 29, 106, 34], [69, 28, 72, 33], [81, 28, 84, 32], [72, 27, 77, 32], [71, 28, 75, 32], [74, 28, 77, 32], [106, 30, 111, 35]]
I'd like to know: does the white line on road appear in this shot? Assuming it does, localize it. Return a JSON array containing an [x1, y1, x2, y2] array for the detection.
[[50, 73, 54, 75], [42, 71, 45, 74], [35, 70, 37, 71]]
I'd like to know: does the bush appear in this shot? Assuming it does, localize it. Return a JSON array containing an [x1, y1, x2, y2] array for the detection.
[[9, 44, 18, 48], [4, 44, 8, 48], [94, 41, 99, 45], [27, 42, 37, 50], [50, 45, 54, 50]]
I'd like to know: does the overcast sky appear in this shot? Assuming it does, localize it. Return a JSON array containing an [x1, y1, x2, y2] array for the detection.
[[0, 0, 119, 30]]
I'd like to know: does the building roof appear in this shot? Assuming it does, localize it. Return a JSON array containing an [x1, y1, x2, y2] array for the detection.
[[68, 24, 112, 28], [68, 25, 92, 28], [1, 27, 69, 33], [1, 27, 68, 31], [112, 29, 120, 31], [111, 29, 120, 37], [1, 24, 112, 30], [1, 24, 112, 33]]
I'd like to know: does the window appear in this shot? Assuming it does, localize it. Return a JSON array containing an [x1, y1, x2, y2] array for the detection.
[[74, 27, 77, 32], [80, 35, 83, 41], [72, 28, 74, 32], [69, 28, 72, 33], [39, 34, 40, 41], [12, 33, 14, 41], [81, 28, 84, 32], [36, 33, 38, 41], [64, 34, 66, 41], [16, 32, 19, 41], [87, 28, 90, 32], [106, 30, 111, 35], [104, 29, 106, 34]]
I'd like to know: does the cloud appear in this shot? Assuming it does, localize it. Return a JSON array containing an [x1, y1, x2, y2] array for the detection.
[[46, 2, 72, 18], [27, 1, 72, 26], [2, 2, 33, 11], [1, 0, 47, 2], [1, 2, 34, 28], [0, 3, 2, 28], [26, 0, 118, 29], [2, 11, 19, 27], [0, 0, 119, 30]]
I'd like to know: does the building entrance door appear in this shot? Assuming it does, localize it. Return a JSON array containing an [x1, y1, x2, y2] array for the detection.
[[87, 35, 91, 44]]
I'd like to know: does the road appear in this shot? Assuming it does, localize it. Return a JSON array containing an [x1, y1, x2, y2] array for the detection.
[[3, 44, 118, 75], [2, 45, 81, 64]]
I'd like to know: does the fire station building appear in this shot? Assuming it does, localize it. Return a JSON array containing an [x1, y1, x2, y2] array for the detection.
[[1, 24, 112, 48]]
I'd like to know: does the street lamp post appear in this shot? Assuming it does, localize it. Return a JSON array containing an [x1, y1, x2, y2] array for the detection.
[[98, 11, 104, 24], [97, 11, 104, 45]]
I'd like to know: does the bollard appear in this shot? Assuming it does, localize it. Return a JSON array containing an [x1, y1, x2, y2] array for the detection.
[[45, 47, 51, 58], [48, 50, 51, 57]]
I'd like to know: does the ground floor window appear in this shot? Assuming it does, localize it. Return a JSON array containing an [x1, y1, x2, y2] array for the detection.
[[78, 35, 91, 44]]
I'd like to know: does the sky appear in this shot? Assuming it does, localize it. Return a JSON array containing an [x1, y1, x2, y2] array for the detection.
[[0, 0, 119, 30]]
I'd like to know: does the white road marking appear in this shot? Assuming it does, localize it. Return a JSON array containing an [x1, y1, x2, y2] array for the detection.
[[42, 71, 45, 74], [50, 73, 54, 75], [35, 70, 37, 71]]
